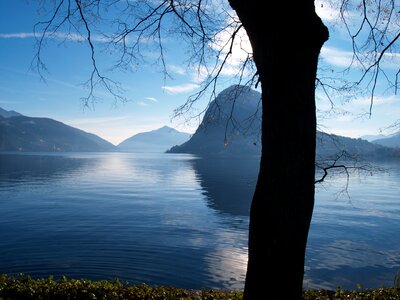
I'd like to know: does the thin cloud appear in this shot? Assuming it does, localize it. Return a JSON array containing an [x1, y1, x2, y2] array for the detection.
[[320, 45, 400, 71], [167, 64, 186, 75], [320, 46, 354, 68], [137, 101, 148, 106], [0, 32, 108, 43], [190, 65, 210, 84], [379, 52, 400, 69], [65, 116, 129, 126], [0, 33, 37, 39], [145, 97, 158, 102], [211, 26, 252, 66], [162, 83, 199, 94], [209, 25, 253, 78], [350, 95, 397, 107]]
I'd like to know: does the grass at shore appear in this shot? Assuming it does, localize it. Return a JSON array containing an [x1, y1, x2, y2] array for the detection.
[[0, 275, 399, 299]]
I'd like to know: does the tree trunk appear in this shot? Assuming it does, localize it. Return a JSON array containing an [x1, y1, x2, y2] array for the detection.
[[227, 1, 329, 299]]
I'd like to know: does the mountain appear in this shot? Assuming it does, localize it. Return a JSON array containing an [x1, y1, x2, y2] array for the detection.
[[0, 108, 117, 152], [167, 85, 400, 160], [373, 132, 400, 148], [0, 107, 22, 118], [167, 85, 262, 157], [118, 126, 191, 152], [359, 134, 387, 142], [316, 131, 400, 159]]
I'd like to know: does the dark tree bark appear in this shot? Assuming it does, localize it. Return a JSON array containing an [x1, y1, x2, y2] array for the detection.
[[227, 1, 329, 299]]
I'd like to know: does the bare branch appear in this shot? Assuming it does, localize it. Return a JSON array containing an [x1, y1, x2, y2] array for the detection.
[[75, 0, 127, 105], [337, 0, 400, 114], [314, 149, 382, 199]]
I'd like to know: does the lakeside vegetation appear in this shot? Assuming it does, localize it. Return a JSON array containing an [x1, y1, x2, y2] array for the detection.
[[1, 275, 399, 300]]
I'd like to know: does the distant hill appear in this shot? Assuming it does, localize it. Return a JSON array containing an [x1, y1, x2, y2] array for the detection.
[[167, 85, 262, 157], [316, 131, 400, 160], [373, 132, 400, 148], [167, 85, 400, 160], [118, 126, 191, 152], [0, 107, 22, 118], [359, 134, 387, 142], [0, 108, 117, 152]]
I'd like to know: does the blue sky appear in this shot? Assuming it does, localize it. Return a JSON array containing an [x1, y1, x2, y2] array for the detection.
[[0, 1, 399, 145]]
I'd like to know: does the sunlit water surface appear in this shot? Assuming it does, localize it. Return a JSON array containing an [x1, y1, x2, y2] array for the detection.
[[0, 152, 399, 290]]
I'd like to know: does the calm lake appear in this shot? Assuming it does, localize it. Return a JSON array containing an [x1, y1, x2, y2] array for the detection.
[[0, 152, 399, 290]]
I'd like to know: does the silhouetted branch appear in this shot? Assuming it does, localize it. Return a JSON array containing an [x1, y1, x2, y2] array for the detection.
[[75, 0, 127, 105], [339, 0, 400, 115], [314, 149, 384, 200], [315, 151, 352, 185], [33, 0, 258, 111], [32, 0, 68, 78]]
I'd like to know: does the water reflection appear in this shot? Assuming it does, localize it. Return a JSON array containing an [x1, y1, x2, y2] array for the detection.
[[0, 153, 92, 184], [190, 157, 259, 216], [188, 156, 259, 289], [204, 229, 248, 290], [1, 153, 399, 291], [0, 152, 250, 290], [306, 164, 400, 289], [192, 156, 400, 290]]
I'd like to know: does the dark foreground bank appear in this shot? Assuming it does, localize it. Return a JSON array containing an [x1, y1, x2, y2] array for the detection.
[[0, 275, 399, 299]]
